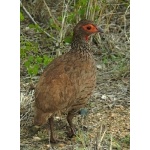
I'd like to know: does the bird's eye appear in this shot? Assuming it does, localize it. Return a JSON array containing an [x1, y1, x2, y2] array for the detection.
[[86, 26, 91, 30]]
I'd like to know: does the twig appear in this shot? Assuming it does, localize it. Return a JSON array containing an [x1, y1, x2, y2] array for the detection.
[[109, 134, 113, 150], [42, 0, 60, 28], [59, 0, 70, 43], [20, 1, 57, 41], [95, 124, 107, 149], [124, 5, 130, 43], [48, 130, 53, 150], [99, 126, 107, 146]]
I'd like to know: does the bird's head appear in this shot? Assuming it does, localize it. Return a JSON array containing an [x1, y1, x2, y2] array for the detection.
[[73, 19, 103, 41]]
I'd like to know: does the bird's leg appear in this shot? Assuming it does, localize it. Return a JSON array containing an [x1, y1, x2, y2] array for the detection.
[[67, 112, 76, 138], [48, 116, 56, 143]]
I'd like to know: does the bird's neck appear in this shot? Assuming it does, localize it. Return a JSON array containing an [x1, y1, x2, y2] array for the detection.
[[71, 35, 91, 52]]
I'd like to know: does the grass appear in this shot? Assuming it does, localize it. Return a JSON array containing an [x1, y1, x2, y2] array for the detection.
[[21, 0, 129, 77]]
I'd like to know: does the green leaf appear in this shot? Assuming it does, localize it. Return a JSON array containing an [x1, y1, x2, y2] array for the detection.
[[20, 12, 24, 21], [79, 9, 86, 16], [28, 67, 34, 75], [29, 24, 35, 28], [29, 24, 42, 32], [24, 61, 30, 68], [27, 65, 39, 76], [43, 56, 53, 66], [67, 13, 75, 23], [36, 56, 43, 63], [64, 36, 72, 43], [28, 55, 34, 62], [32, 64, 39, 75]]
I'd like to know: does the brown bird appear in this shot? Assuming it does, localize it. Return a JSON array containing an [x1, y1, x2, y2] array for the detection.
[[34, 19, 103, 143]]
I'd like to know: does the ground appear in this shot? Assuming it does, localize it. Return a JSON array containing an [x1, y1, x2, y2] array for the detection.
[[20, 0, 130, 149], [20, 55, 130, 149]]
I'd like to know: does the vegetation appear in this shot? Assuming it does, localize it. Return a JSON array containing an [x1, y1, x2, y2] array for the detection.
[[21, 0, 129, 77]]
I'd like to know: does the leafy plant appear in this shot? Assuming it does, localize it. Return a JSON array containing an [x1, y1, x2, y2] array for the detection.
[[28, 24, 43, 33], [24, 54, 53, 76], [75, 129, 90, 148], [20, 12, 24, 21], [21, 36, 53, 76], [120, 134, 130, 145]]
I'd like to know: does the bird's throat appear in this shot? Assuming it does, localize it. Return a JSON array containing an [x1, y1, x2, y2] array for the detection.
[[85, 35, 89, 41]]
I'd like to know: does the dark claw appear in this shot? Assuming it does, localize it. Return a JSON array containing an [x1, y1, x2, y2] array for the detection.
[[66, 127, 76, 138]]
